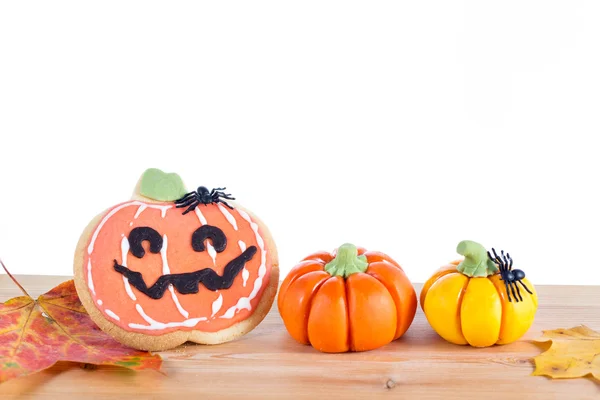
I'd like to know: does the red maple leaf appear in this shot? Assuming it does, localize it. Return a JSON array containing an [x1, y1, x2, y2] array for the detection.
[[0, 259, 162, 383]]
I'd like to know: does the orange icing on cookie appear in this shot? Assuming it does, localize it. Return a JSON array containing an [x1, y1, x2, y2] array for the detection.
[[83, 201, 272, 335]]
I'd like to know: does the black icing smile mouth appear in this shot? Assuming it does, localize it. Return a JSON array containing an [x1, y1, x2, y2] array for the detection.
[[111, 224, 257, 300], [113, 246, 257, 299]]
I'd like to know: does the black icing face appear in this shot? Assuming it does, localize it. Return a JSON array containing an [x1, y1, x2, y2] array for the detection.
[[128, 227, 163, 258], [192, 225, 227, 253], [112, 225, 257, 299]]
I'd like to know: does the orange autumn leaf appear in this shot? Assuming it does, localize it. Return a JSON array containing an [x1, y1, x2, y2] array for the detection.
[[532, 325, 600, 381], [0, 262, 162, 383]]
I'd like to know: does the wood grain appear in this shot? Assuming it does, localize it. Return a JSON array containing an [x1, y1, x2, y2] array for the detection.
[[1, 275, 599, 399]]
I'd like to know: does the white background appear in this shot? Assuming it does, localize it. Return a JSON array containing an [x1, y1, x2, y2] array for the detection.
[[1, 1, 599, 285]]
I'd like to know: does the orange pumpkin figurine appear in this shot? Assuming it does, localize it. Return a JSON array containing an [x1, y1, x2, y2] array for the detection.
[[278, 243, 417, 353], [73, 168, 279, 351]]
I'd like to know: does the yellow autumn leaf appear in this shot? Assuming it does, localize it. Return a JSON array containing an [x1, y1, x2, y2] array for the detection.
[[532, 325, 600, 380]]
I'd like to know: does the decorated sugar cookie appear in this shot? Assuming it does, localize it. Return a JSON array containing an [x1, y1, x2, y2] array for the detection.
[[73, 168, 279, 351], [421, 240, 538, 347]]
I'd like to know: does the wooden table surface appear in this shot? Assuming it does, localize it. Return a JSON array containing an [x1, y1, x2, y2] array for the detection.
[[1, 275, 599, 399]]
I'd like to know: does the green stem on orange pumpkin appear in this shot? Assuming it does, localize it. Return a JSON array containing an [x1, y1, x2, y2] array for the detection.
[[325, 243, 368, 278], [139, 168, 187, 201], [456, 240, 498, 277]]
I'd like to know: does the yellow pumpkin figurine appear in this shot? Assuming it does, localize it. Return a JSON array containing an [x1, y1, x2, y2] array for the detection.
[[420, 240, 538, 347]]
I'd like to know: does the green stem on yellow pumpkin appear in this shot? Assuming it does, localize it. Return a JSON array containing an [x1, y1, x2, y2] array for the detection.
[[456, 240, 498, 277], [325, 243, 368, 278]]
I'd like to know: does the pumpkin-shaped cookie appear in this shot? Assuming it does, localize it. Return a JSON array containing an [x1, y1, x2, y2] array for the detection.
[[73, 168, 279, 351]]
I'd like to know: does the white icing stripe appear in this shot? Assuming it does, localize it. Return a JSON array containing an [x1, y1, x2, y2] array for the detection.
[[238, 240, 249, 286], [135, 203, 170, 219], [105, 309, 120, 321], [136, 304, 158, 324], [87, 259, 95, 295], [161, 234, 189, 319], [194, 207, 217, 265], [88, 203, 132, 255], [121, 236, 137, 301], [220, 209, 267, 319], [97, 299, 103, 306], [211, 293, 223, 317], [242, 269, 249, 287], [169, 287, 189, 319], [207, 245, 217, 266], [220, 300, 246, 319], [240, 210, 268, 299], [194, 207, 208, 225], [123, 277, 137, 301], [160, 235, 171, 275], [159, 206, 169, 218], [134, 204, 147, 219], [130, 304, 207, 330], [218, 204, 238, 230]]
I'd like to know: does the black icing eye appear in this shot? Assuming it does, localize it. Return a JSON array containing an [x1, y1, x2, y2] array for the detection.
[[128, 227, 163, 258], [192, 225, 227, 253]]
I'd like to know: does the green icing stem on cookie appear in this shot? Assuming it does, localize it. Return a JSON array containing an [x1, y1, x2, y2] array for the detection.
[[456, 240, 498, 277], [139, 168, 187, 201]]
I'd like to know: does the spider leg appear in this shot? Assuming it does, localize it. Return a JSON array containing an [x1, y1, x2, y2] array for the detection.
[[498, 258, 506, 275], [214, 191, 235, 200], [501, 250, 510, 272], [491, 248, 503, 269], [508, 281, 519, 303], [513, 281, 523, 302], [491, 248, 500, 261], [176, 195, 197, 205], [507, 253, 513, 271], [518, 280, 533, 295], [175, 192, 197, 203], [216, 198, 234, 210], [175, 196, 198, 207], [175, 197, 198, 208], [210, 188, 227, 196], [181, 200, 199, 215], [211, 193, 226, 203], [491, 248, 506, 274], [488, 250, 502, 277], [503, 279, 512, 302]]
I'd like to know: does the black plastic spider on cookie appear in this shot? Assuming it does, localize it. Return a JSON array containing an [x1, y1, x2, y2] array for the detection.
[[487, 248, 533, 302], [174, 186, 235, 215]]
